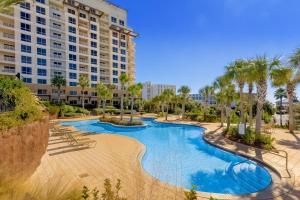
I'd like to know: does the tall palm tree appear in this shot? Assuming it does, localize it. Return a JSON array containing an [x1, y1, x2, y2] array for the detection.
[[252, 56, 280, 134], [199, 85, 214, 106], [127, 83, 143, 122], [96, 82, 111, 118], [226, 59, 248, 123], [51, 76, 66, 104], [119, 73, 129, 120], [178, 85, 191, 115], [161, 89, 175, 121], [270, 53, 300, 133], [223, 83, 237, 129], [245, 61, 256, 127], [79, 75, 89, 109], [274, 88, 287, 127]]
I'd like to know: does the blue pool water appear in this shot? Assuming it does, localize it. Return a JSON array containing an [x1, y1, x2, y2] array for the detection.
[[61, 118, 272, 194]]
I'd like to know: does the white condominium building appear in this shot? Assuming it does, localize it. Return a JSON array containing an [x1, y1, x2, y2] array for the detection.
[[0, 0, 137, 105], [142, 81, 176, 100], [189, 94, 216, 105]]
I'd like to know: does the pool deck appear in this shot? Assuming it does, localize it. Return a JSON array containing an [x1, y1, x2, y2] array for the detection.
[[27, 115, 300, 199]]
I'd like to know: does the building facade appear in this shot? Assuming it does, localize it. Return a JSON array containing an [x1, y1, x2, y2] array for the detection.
[[189, 94, 216, 105], [0, 0, 136, 105], [142, 81, 176, 100]]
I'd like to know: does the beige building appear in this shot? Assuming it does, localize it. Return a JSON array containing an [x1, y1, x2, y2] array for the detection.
[[142, 81, 176, 100], [0, 0, 137, 106]]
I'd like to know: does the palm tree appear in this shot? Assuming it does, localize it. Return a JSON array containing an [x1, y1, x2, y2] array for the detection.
[[223, 83, 237, 129], [199, 85, 214, 106], [244, 61, 256, 127], [51, 76, 66, 104], [178, 85, 191, 115], [270, 52, 300, 133], [252, 56, 280, 134], [161, 89, 175, 121], [119, 73, 130, 120], [96, 82, 111, 118], [274, 88, 287, 127], [0, 0, 23, 11], [226, 59, 248, 123], [79, 75, 89, 109], [127, 83, 143, 122]]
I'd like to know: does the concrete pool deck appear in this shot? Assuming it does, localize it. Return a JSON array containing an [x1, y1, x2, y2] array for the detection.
[[28, 115, 300, 199]]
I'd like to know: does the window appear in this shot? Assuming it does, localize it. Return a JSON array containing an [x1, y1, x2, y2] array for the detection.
[[37, 27, 46, 35], [119, 20, 125, 26], [21, 66, 32, 74], [68, 26, 76, 34], [53, 13, 61, 19], [121, 64, 126, 70], [53, 32, 61, 39], [69, 35, 76, 43], [112, 47, 118, 53], [36, 16, 46, 25], [112, 39, 118, 45], [120, 42, 126, 47], [69, 45, 76, 52], [121, 34, 126, 40], [90, 17, 96, 22], [38, 79, 47, 84], [70, 91, 77, 95], [121, 49, 126, 55], [91, 75, 97, 81], [53, 71, 62, 76], [36, 6, 46, 14], [91, 67, 97, 73], [37, 37, 46, 45], [53, 61, 62, 67], [113, 70, 118, 76], [37, 58, 46, 66], [21, 45, 31, 53], [90, 24, 97, 31], [23, 78, 32, 83], [53, 52, 62, 57], [112, 55, 118, 61], [113, 62, 118, 68], [20, 2, 30, 10], [79, 13, 86, 18], [91, 58, 97, 64], [21, 56, 32, 64], [111, 17, 117, 23], [90, 33, 97, 39], [37, 48, 46, 55], [68, 17, 76, 24], [21, 34, 31, 42], [112, 32, 118, 38], [113, 78, 118, 84], [91, 50, 97, 56], [20, 12, 30, 20], [69, 73, 77, 79], [91, 41, 97, 48], [69, 54, 76, 61], [69, 82, 77, 86], [38, 89, 47, 95], [37, 69, 47, 76], [36, 0, 45, 4], [20, 23, 31, 31], [69, 63, 77, 70], [121, 57, 126, 62], [68, 9, 75, 15]]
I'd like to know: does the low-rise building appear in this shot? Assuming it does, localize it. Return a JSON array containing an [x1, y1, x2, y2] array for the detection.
[[142, 81, 176, 100], [189, 94, 216, 105]]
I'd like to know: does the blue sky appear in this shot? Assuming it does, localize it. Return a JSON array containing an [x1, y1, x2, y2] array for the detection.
[[113, 0, 300, 102]]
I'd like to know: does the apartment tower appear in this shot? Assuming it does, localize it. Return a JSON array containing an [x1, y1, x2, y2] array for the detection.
[[0, 0, 137, 105]]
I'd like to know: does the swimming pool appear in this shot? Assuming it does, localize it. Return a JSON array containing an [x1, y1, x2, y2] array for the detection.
[[61, 118, 272, 195]]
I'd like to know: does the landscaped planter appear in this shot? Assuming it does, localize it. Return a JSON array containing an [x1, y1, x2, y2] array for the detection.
[[0, 116, 49, 179]]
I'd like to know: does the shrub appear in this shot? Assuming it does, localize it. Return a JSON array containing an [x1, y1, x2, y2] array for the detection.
[[224, 126, 238, 138], [242, 128, 256, 145], [184, 185, 197, 200], [76, 107, 90, 115], [262, 111, 273, 124], [256, 134, 274, 150], [203, 114, 218, 122], [48, 105, 60, 116]]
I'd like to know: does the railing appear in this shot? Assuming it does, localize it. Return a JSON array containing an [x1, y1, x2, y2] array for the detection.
[[2, 68, 15, 73], [2, 57, 15, 62], [1, 33, 14, 39], [2, 22, 14, 28], [0, 45, 15, 51]]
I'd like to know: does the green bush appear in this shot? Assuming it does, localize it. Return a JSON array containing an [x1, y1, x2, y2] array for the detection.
[[48, 105, 60, 116], [184, 185, 197, 200], [256, 134, 274, 150], [262, 111, 272, 124], [242, 128, 256, 145], [224, 126, 238, 138], [203, 114, 218, 122], [99, 117, 144, 126], [75, 107, 90, 115]]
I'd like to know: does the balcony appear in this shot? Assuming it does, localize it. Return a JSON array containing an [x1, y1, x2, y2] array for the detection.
[[1, 67, 15, 73], [51, 24, 64, 32], [79, 59, 88, 64], [0, 56, 15, 64], [79, 32, 88, 38], [79, 41, 88, 47], [78, 23, 89, 30], [0, 44, 15, 52], [79, 67, 88, 72], [0, 33, 15, 41], [79, 50, 88, 55], [0, 22, 14, 30]]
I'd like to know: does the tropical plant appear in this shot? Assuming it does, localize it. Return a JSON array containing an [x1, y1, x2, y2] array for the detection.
[[199, 85, 214, 108], [251, 56, 280, 134], [244, 60, 256, 126], [223, 83, 237, 129], [79, 75, 89, 109], [270, 50, 300, 133], [0, 0, 23, 11], [274, 88, 287, 127], [119, 73, 130, 120], [127, 83, 143, 122], [184, 185, 197, 200], [96, 82, 112, 118], [178, 85, 191, 115], [161, 89, 175, 120], [226, 59, 248, 123], [51, 76, 66, 103]]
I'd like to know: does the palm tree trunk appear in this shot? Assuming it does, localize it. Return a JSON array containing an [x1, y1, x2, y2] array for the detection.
[[287, 83, 295, 133], [226, 106, 231, 129], [182, 102, 185, 115], [120, 85, 124, 120], [82, 89, 85, 109], [255, 82, 267, 134], [280, 97, 283, 127], [221, 105, 224, 127], [165, 105, 168, 121], [248, 84, 253, 127], [58, 87, 61, 104], [130, 96, 134, 122], [102, 100, 106, 118], [239, 85, 244, 123]]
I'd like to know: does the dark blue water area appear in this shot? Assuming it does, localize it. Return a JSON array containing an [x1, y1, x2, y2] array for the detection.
[[60, 118, 272, 194]]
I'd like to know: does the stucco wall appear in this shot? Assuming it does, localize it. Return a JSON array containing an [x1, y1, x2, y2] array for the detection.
[[0, 116, 49, 179]]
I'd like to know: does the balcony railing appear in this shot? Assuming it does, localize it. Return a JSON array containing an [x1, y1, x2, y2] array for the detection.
[[3, 57, 15, 62], [1, 33, 14, 39], [1, 22, 14, 29], [0, 45, 15, 51], [2, 68, 15, 73]]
